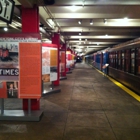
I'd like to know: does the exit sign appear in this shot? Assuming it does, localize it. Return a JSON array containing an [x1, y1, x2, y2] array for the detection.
[[0, 0, 15, 23]]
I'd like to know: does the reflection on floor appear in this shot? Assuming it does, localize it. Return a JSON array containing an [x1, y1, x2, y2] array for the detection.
[[0, 62, 140, 140]]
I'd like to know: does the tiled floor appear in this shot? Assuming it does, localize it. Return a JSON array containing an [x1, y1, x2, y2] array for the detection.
[[0, 62, 140, 140]]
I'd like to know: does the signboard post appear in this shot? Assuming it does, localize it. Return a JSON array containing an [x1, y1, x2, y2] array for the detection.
[[0, 0, 15, 23]]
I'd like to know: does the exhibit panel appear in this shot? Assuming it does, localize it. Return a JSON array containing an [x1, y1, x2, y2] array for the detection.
[[42, 43, 58, 83], [41, 43, 60, 94], [0, 34, 42, 99], [59, 51, 65, 73], [66, 51, 72, 69]]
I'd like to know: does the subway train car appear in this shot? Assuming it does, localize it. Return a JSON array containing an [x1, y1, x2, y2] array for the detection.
[[85, 54, 94, 64], [88, 38, 140, 95], [108, 38, 140, 95], [76, 55, 82, 63]]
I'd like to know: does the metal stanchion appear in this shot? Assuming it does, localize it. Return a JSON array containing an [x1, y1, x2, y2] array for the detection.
[[51, 81, 54, 90], [0, 98, 4, 115], [28, 99, 31, 115]]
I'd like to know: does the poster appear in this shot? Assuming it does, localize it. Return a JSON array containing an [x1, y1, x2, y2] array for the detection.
[[0, 33, 42, 99], [42, 44, 58, 83]]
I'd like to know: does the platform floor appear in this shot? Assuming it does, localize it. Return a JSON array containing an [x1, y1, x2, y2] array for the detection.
[[0, 62, 140, 140]]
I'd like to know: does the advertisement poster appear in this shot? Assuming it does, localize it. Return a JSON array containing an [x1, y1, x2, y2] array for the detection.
[[19, 43, 41, 99], [0, 33, 41, 98], [60, 51, 65, 73], [42, 44, 58, 83]]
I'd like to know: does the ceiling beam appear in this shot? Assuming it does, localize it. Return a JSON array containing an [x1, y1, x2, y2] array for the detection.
[[39, 0, 140, 6], [17, 0, 34, 8]]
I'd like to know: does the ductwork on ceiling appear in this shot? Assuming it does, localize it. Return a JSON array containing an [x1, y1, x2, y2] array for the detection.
[[43, 0, 55, 5]]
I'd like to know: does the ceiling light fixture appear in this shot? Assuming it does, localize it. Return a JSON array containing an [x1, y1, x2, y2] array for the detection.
[[90, 19, 93, 25], [78, 20, 82, 24], [104, 19, 107, 24], [4, 27, 8, 31], [124, 17, 128, 20], [79, 33, 81, 35], [82, 0, 85, 7], [79, 38, 81, 41], [124, 17, 128, 21]]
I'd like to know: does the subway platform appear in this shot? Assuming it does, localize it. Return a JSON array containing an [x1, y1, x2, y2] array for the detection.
[[0, 62, 140, 140]]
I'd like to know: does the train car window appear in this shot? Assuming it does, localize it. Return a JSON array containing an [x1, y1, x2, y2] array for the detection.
[[115, 51, 118, 68], [125, 49, 130, 73], [112, 52, 115, 68], [109, 52, 113, 67], [118, 51, 121, 70], [136, 47, 140, 76], [121, 50, 125, 71], [131, 48, 135, 74]]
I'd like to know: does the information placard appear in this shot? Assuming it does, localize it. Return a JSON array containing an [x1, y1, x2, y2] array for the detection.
[[19, 43, 41, 98]]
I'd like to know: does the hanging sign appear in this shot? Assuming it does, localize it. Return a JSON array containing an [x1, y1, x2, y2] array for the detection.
[[0, 0, 15, 23]]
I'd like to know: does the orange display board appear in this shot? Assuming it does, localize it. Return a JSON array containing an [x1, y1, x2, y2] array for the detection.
[[19, 43, 41, 98], [50, 49, 57, 66]]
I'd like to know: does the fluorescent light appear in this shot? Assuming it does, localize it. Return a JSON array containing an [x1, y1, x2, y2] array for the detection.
[[104, 19, 107, 24], [124, 17, 128, 20], [70, 5, 81, 12], [90, 20, 93, 25]]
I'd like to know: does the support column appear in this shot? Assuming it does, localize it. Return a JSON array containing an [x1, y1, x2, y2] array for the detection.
[[22, 5, 40, 110], [61, 44, 66, 77], [52, 33, 60, 86]]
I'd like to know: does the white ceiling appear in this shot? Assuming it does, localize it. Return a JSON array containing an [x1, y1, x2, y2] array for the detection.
[[1, 0, 140, 55]]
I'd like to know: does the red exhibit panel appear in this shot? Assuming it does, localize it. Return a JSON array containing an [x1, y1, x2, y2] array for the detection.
[[19, 43, 41, 99], [66, 51, 71, 72], [0, 82, 7, 98]]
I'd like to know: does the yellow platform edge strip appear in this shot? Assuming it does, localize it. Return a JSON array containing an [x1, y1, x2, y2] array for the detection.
[[89, 64, 140, 102]]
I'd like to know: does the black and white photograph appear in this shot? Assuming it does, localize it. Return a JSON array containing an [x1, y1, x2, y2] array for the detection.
[[6, 81, 18, 98]]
